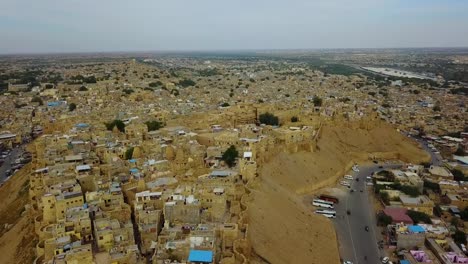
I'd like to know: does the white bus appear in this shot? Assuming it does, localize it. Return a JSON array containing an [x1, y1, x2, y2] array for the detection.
[[313, 200, 334, 209], [315, 209, 336, 217], [313, 199, 334, 205], [323, 214, 336, 218]]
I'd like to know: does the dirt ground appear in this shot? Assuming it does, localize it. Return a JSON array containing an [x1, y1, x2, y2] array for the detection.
[[247, 120, 429, 264], [0, 164, 36, 264]]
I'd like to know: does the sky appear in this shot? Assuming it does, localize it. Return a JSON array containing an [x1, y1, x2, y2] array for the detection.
[[0, 0, 467, 54]]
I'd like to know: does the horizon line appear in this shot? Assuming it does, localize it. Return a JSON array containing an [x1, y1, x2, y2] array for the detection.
[[1, 46, 468, 56]]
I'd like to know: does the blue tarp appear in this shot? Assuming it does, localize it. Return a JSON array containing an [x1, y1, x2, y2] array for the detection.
[[188, 250, 213, 263], [129, 159, 137, 163], [76, 123, 89, 128], [400, 260, 410, 264], [130, 168, 139, 173], [408, 225, 425, 233], [47, 101, 61, 107]]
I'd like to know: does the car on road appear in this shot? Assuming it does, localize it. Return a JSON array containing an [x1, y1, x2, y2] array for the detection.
[[378, 165, 383, 169], [381, 257, 390, 263], [340, 181, 351, 187], [365, 226, 369, 231], [343, 261, 353, 264]]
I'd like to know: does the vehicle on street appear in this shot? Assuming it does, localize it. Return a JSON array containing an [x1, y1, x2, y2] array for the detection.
[[313, 199, 334, 209], [315, 209, 336, 217], [365, 226, 369, 231], [340, 181, 351, 187], [344, 175, 353, 180], [343, 261, 353, 264], [319, 194, 339, 204], [381, 256, 389, 263], [346, 210, 351, 215], [323, 214, 336, 219]]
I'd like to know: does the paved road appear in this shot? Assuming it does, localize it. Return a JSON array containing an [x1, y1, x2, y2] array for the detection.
[[0, 147, 23, 183], [334, 163, 401, 264], [414, 138, 443, 166], [400, 132, 443, 166]]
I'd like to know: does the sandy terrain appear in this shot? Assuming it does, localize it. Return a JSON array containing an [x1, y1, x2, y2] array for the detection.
[[247, 119, 429, 264], [0, 164, 36, 264]]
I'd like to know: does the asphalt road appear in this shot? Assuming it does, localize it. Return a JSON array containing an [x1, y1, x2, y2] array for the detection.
[[414, 138, 443, 166], [334, 163, 401, 264], [0, 147, 23, 183]]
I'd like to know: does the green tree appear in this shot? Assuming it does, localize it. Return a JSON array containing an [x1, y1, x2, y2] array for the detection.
[[105, 120, 125, 133], [433, 105, 441, 112], [380, 191, 390, 205], [125, 147, 134, 160], [434, 205, 442, 217], [451, 169, 467, 182], [149, 81, 163, 87], [313, 95, 323, 106], [145, 120, 164, 132], [123, 88, 134, 95], [221, 102, 230, 107], [31, 96, 43, 105], [424, 180, 441, 193], [460, 207, 468, 221], [259, 112, 279, 126], [407, 210, 431, 224], [291, 116, 298, 122], [179, 79, 196, 88], [400, 185, 421, 197], [377, 213, 393, 226], [453, 229, 466, 245], [79, 86, 88, 91], [222, 145, 239, 168], [454, 146, 466, 156], [68, 103, 77, 112]]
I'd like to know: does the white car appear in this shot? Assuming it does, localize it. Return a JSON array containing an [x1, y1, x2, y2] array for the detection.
[[340, 181, 351, 187], [381, 257, 389, 263], [343, 261, 353, 264]]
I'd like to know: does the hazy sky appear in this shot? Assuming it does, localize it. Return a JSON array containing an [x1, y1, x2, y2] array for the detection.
[[1, 0, 467, 53]]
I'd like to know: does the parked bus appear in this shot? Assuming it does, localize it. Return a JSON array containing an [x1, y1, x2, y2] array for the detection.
[[323, 214, 336, 219], [319, 194, 339, 204], [313, 199, 334, 205], [313, 200, 334, 209], [315, 209, 336, 216]]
